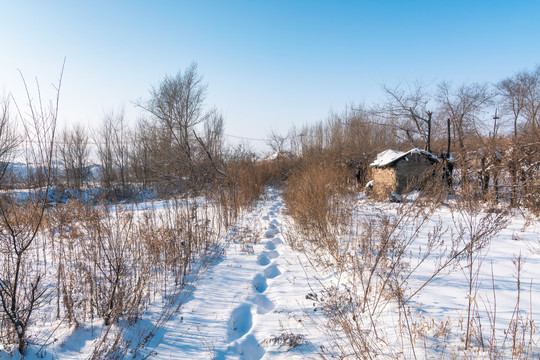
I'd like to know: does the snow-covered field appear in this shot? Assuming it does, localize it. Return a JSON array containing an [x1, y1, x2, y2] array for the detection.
[[404, 205, 540, 356], [346, 196, 540, 358], [1, 187, 539, 359]]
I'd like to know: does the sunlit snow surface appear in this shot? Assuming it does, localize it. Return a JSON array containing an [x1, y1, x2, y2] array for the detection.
[[142, 189, 326, 359], [1, 188, 539, 359]]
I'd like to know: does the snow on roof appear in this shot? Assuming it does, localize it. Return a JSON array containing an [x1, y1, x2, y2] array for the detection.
[[370, 149, 406, 167], [263, 150, 292, 161], [264, 151, 280, 161], [370, 148, 440, 168]]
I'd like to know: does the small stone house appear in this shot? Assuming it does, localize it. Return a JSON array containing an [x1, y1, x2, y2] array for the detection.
[[370, 148, 440, 198]]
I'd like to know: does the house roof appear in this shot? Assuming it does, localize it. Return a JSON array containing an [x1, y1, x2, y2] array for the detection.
[[370, 148, 440, 168], [263, 150, 293, 161]]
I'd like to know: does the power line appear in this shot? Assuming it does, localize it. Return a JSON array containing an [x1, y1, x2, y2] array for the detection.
[[223, 133, 266, 142], [20, 131, 268, 146]]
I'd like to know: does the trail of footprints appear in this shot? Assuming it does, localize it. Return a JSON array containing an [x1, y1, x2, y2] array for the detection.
[[228, 202, 283, 359]]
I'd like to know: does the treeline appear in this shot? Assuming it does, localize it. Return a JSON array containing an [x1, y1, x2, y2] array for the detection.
[[1, 64, 538, 209], [279, 65, 540, 212], [51, 63, 237, 199], [1, 63, 273, 207]]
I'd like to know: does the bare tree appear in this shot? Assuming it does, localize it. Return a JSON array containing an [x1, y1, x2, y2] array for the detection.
[[203, 112, 225, 161], [382, 82, 436, 152], [94, 109, 131, 196], [497, 70, 529, 139], [0, 65, 62, 355], [0, 98, 20, 183], [141, 63, 210, 184], [196, 111, 226, 177], [521, 65, 540, 139], [497, 66, 540, 208], [58, 124, 90, 190], [109, 109, 130, 189], [95, 116, 115, 190], [139, 63, 226, 189], [266, 129, 289, 155], [129, 118, 155, 188], [437, 81, 493, 151]]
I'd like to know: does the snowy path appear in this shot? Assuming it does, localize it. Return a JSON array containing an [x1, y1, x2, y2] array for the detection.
[[146, 189, 324, 359]]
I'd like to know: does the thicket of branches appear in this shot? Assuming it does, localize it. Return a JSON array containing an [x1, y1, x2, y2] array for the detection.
[[280, 66, 540, 358], [0, 64, 277, 356], [1, 62, 538, 355], [278, 65, 540, 212], [2, 64, 535, 211]]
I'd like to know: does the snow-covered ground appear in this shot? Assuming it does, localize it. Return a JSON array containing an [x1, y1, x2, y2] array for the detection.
[[137, 188, 327, 359], [1, 187, 539, 359], [348, 197, 540, 358]]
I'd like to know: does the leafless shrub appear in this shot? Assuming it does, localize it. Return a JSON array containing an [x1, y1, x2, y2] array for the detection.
[[284, 166, 514, 358], [487, 253, 540, 358], [0, 65, 62, 355], [210, 147, 286, 228], [42, 187, 226, 357], [283, 156, 350, 243], [57, 124, 90, 191], [263, 331, 307, 349], [451, 182, 509, 351], [84, 206, 149, 326]]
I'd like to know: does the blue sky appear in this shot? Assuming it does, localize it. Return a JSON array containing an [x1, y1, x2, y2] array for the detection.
[[1, 1, 539, 150]]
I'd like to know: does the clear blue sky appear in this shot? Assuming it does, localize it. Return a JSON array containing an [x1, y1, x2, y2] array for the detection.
[[1, 1, 539, 150]]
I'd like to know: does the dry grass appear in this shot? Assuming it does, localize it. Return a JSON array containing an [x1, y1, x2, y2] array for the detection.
[[282, 162, 535, 358], [22, 194, 226, 356], [212, 154, 294, 227], [283, 156, 350, 238]]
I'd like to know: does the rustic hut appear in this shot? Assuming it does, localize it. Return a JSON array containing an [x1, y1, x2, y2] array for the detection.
[[370, 148, 440, 198]]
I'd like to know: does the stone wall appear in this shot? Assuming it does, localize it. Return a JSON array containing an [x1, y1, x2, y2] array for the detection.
[[372, 167, 397, 198]]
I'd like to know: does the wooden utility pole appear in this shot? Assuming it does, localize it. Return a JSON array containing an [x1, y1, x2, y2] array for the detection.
[[425, 110, 432, 153], [447, 118, 451, 156], [492, 109, 500, 140]]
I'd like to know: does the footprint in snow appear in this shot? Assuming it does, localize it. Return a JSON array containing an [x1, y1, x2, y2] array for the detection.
[[257, 253, 271, 266], [252, 294, 275, 314], [272, 237, 283, 245], [228, 304, 253, 341], [232, 334, 265, 360], [263, 264, 281, 279], [265, 241, 277, 250], [252, 274, 268, 293], [262, 250, 279, 259]]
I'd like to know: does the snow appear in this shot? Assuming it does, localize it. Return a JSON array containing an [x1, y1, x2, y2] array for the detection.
[[1, 187, 539, 359], [370, 148, 440, 167], [263, 151, 292, 162], [136, 188, 327, 359], [264, 151, 280, 161], [365, 179, 374, 189], [347, 198, 540, 358], [370, 149, 406, 167], [390, 191, 403, 202]]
